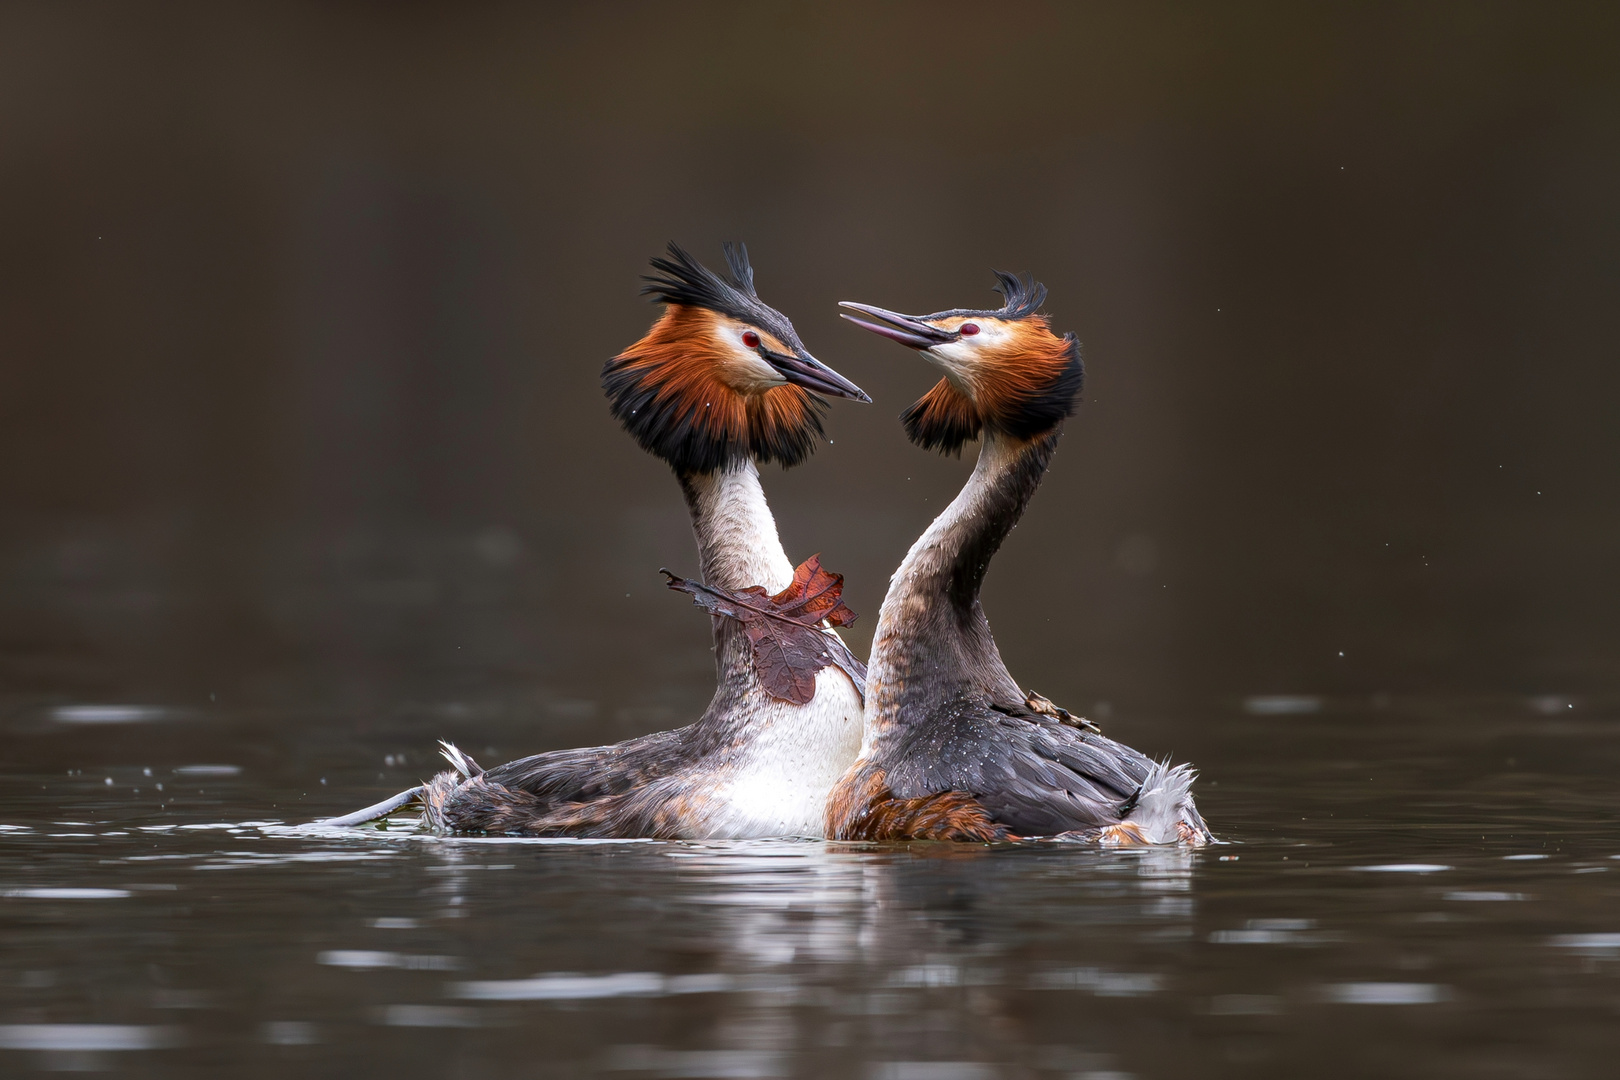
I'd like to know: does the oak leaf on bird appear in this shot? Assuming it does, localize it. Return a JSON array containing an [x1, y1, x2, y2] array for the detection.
[[661, 556, 868, 706]]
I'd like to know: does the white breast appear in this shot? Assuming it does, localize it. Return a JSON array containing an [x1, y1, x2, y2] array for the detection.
[[699, 665, 865, 838]]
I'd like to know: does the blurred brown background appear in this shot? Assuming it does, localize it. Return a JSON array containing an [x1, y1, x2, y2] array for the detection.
[[2, 2, 1617, 740]]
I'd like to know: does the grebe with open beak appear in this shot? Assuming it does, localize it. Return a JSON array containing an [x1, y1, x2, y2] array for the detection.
[[827, 273, 1210, 845]]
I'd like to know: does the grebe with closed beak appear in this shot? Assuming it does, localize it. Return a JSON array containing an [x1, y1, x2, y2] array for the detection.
[[322, 243, 870, 837], [827, 273, 1211, 844]]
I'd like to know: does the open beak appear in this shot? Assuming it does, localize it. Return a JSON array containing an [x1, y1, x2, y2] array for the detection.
[[765, 350, 872, 403], [838, 302, 958, 350]]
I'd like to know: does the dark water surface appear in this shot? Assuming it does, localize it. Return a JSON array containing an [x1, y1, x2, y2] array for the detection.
[[4, 4, 1620, 1078], [3, 696, 1617, 1078]]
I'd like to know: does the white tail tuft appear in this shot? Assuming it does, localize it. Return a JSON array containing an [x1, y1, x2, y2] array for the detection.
[[438, 740, 483, 779], [1122, 761, 1199, 844]]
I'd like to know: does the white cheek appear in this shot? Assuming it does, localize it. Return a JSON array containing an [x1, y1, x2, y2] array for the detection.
[[926, 325, 1009, 386], [929, 340, 975, 368], [717, 333, 787, 392], [926, 340, 986, 386]]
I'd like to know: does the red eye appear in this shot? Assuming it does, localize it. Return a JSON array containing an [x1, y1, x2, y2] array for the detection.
[[742, 331, 761, 349], [959, 323, 980, 337]]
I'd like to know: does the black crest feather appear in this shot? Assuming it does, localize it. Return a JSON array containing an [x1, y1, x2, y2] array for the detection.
[[643, 243, 752, 313], [722, 241, 756, 296], [919, 269, 1051, 322], [639, 241, 804, 350], [989, 270, 1047, 319]]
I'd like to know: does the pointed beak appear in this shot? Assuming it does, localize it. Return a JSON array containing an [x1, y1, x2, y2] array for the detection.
[[765, 350, 872, 403], [838, 302, 958, 350]]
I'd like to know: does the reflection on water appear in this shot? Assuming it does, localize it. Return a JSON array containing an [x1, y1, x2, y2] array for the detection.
[[1319, 983, 1450, 1005], [2, 699, 1619, 1079]]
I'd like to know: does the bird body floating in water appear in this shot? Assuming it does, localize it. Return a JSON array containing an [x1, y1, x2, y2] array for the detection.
[[828, 274, 1210, 844], [321, 243, 870, 837]]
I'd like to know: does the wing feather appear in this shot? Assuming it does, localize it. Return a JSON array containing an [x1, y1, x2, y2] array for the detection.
[[882, 699, 1164, 836]]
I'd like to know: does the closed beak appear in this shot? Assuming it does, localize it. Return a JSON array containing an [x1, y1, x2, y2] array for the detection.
[[765, 350, 871, 402]]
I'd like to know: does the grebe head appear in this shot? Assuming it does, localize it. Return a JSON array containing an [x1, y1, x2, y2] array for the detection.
[[839, 272, 1081, 455], [603, 242, 869, 474]]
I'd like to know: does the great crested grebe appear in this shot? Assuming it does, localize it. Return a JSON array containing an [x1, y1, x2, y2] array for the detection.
[[827, 273, 1211, 844], [322, 243, 870, 837]]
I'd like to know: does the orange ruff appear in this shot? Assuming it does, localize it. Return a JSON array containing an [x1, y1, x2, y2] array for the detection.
[[969, 316, 1076, 427], [828, 766, 1005, 843], [606, 305, 819, 453]]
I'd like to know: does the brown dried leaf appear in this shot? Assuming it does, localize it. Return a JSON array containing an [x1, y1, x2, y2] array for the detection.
[[662, 555, 867, 706]]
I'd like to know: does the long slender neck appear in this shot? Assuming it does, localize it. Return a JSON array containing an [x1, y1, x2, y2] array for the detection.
[[675, 461, 796, 733], [678, 459, 794, 595], [866, 430, 1060, 736]]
